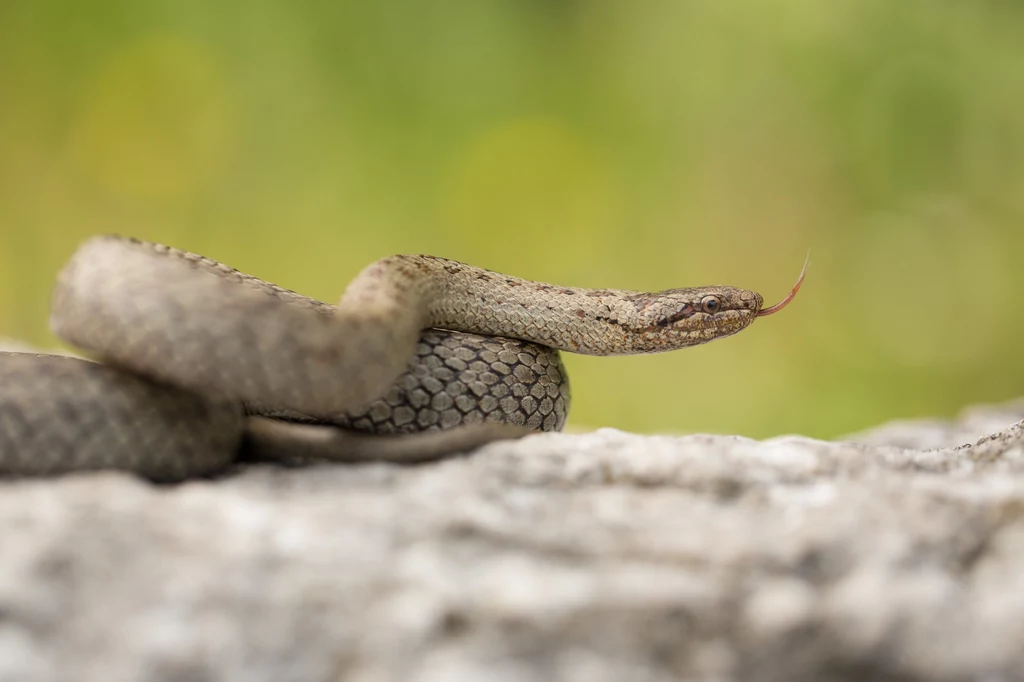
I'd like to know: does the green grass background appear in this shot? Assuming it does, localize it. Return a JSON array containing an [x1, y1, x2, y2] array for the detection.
[[2, 1, 1022, 438]]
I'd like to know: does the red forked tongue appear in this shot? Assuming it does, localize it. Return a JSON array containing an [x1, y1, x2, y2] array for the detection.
[[757, 253, 809, 317]]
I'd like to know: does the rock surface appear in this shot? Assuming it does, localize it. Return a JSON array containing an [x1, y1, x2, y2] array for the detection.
[[2, 339, 1024, 681]]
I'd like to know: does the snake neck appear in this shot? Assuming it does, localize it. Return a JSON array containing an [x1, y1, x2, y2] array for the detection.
[[345, 255, 761, 357], [375, 256, 639, 355]]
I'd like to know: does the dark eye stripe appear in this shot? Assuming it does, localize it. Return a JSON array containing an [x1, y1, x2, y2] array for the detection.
[[659, 304, 696, 326]]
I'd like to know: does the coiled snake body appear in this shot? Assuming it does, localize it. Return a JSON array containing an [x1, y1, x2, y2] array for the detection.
[[0, 236, 803, 480]]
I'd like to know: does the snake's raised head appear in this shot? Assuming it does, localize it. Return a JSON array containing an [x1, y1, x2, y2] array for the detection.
[[627, 257, 807, 353], [629, 286, 763, 352]]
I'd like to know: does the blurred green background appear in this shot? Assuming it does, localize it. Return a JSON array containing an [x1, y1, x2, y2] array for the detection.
[[1, 1, 1022, 439]]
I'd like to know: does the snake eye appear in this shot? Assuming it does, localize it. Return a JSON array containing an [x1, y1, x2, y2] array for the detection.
[[701, 295, 721, 314]]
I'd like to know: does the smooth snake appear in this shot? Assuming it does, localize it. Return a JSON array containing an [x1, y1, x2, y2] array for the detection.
[[0, 236, 804, 480]]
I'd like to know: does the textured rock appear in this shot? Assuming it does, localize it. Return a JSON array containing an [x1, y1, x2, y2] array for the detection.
[[2, 335, 1024, 681]]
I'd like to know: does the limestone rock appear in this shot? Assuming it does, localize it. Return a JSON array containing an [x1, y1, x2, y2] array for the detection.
[[1, 391, 1024, 681]]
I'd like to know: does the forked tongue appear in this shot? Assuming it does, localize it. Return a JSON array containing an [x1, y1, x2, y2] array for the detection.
[[757, 254, 809, 317]]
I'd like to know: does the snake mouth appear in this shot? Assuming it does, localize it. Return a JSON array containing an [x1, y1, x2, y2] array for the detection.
[[757, 254, 809, 317]]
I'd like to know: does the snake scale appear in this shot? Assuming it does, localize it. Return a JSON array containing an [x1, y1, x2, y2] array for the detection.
[[0, 236, 804, 480]]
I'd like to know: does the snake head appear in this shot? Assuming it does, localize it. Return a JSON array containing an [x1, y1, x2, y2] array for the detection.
[[629, 286, 764, 351], [627, 256, 807, 352]]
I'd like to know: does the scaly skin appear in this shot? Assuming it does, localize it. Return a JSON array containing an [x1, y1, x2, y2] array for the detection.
[[0, 235, 799, 480]]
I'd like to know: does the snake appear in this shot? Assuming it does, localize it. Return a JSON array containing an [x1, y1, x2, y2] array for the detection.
[[0, 236, 805, 481]]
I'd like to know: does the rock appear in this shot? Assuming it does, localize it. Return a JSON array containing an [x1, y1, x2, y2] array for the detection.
[[2, 393, 1024, 681], [0, 338, 79, 357]]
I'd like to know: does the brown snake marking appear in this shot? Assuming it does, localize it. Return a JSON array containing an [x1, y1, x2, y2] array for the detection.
[[0, 236, 806, 480]]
